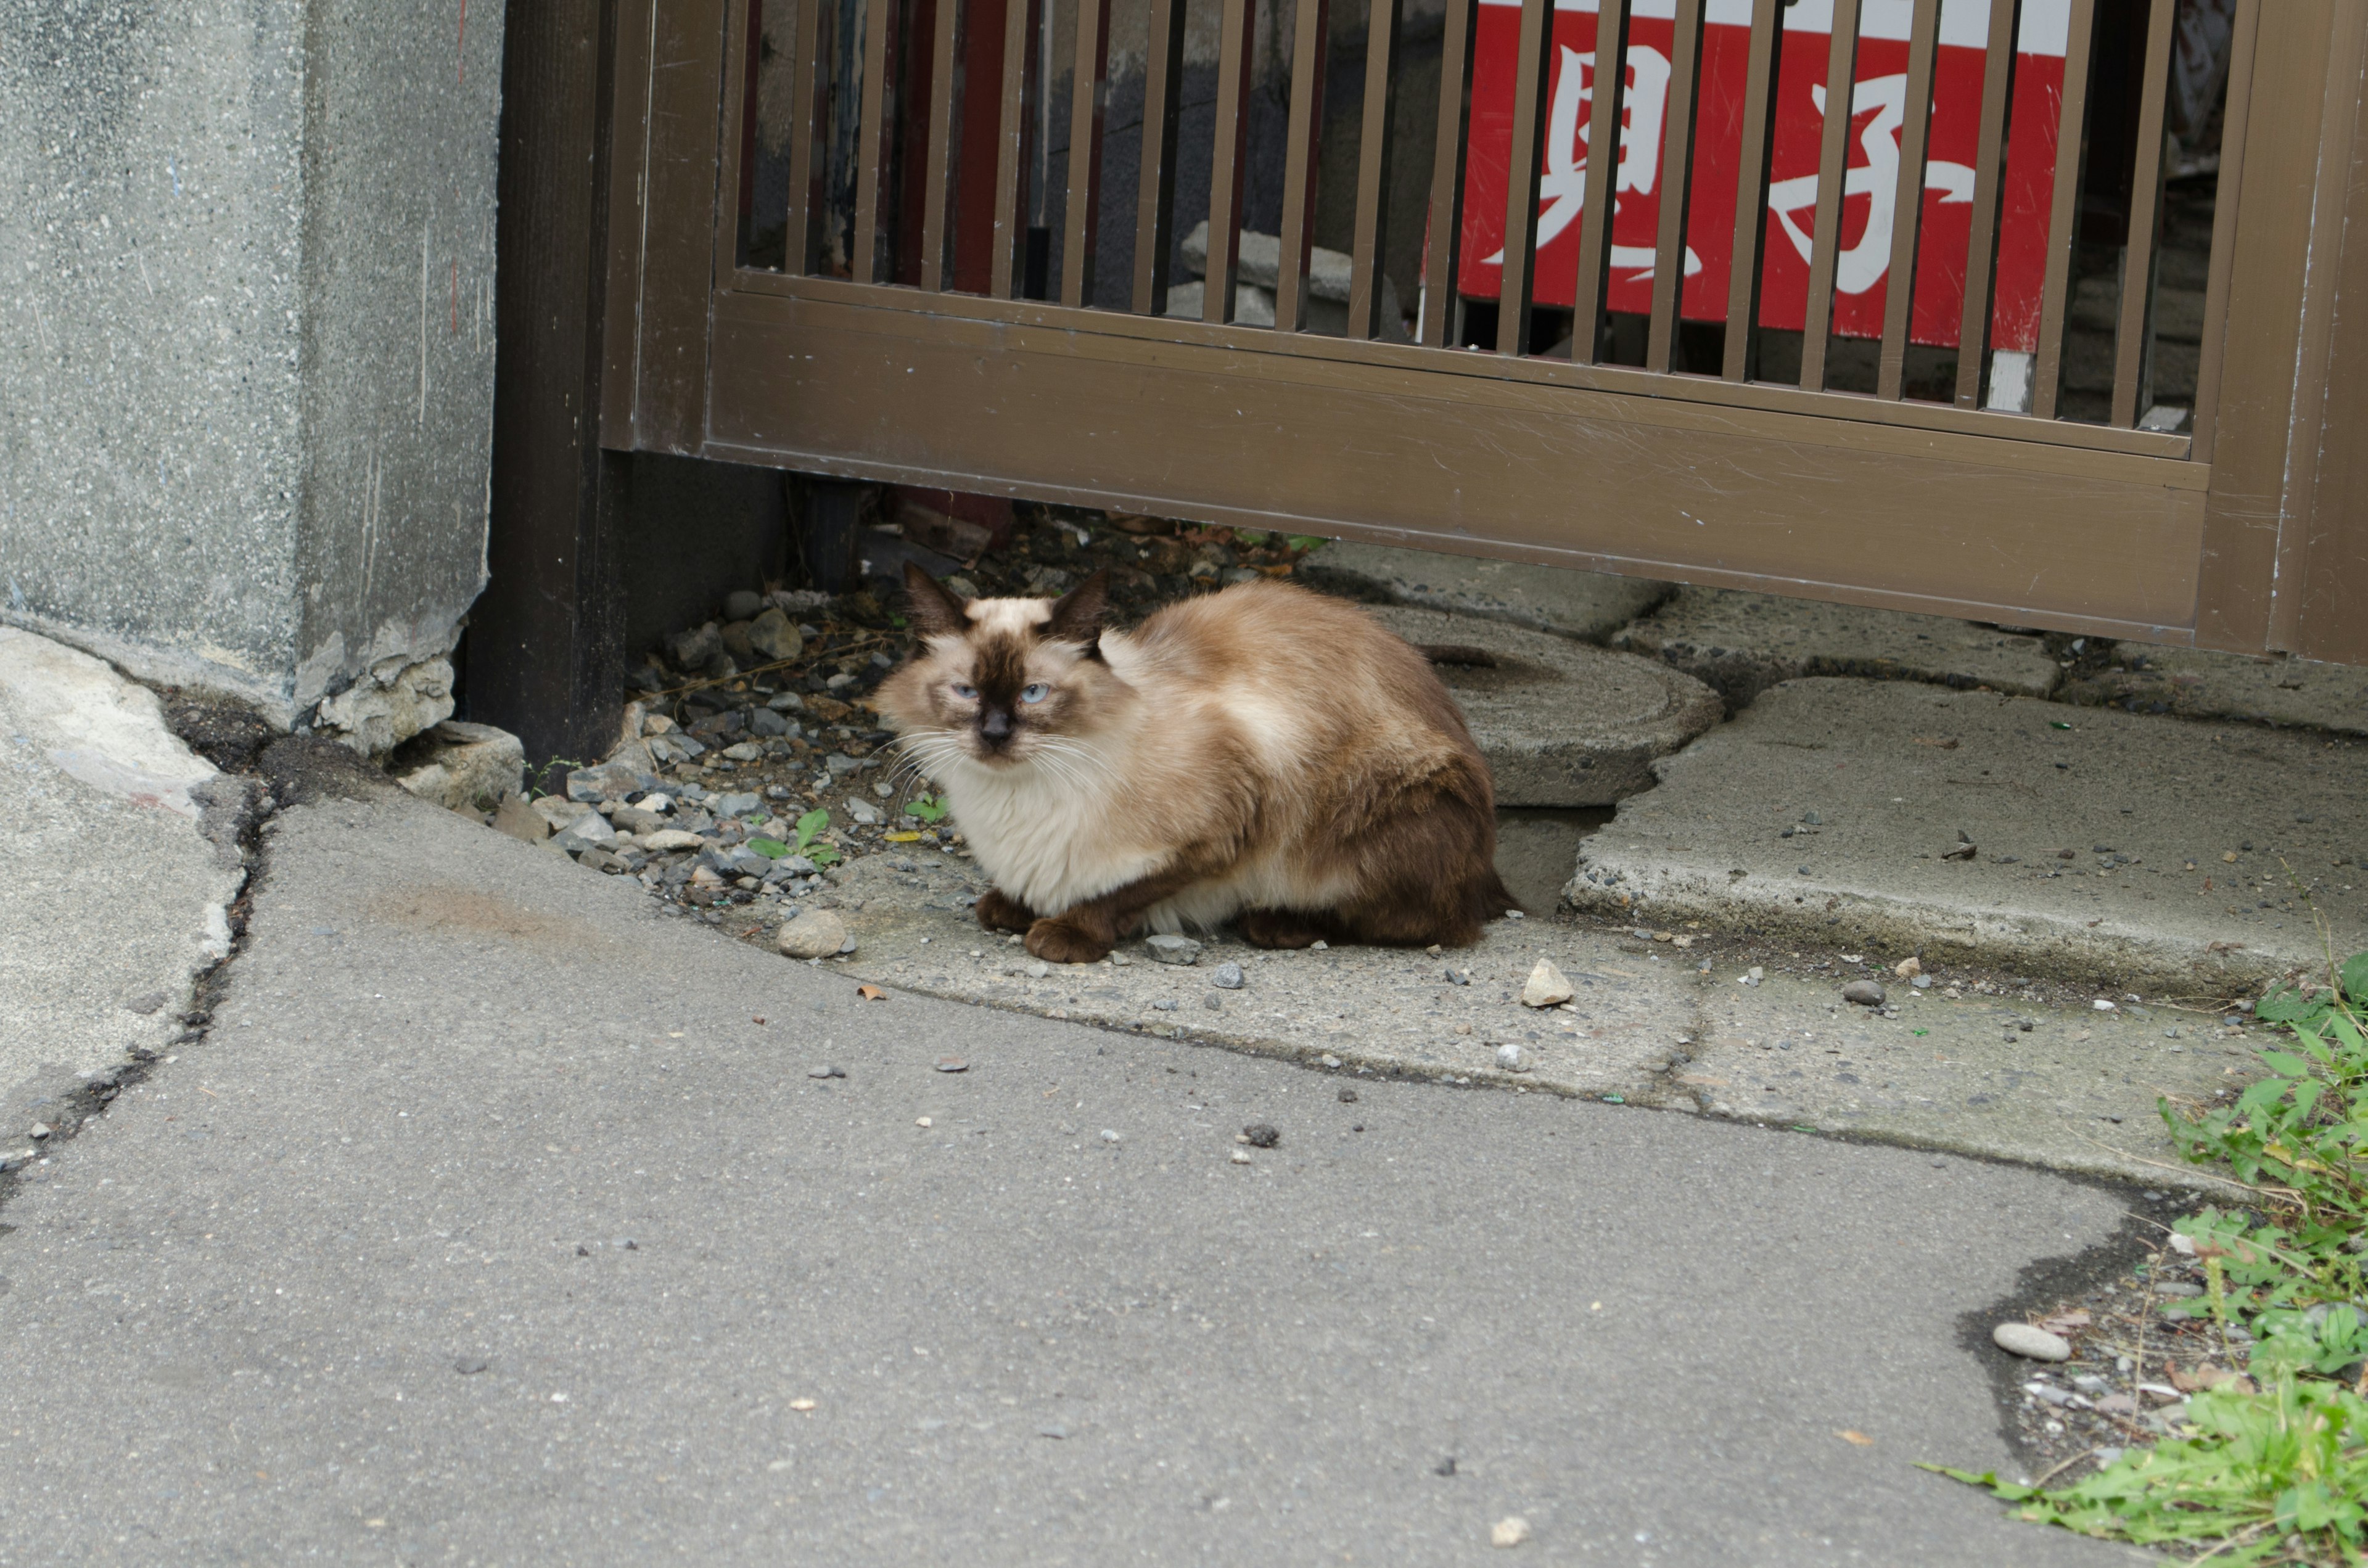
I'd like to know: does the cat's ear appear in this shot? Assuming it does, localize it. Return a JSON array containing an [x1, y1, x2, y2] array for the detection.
[[902, 560, 969, 638], [1045, 569, 1111, 657]]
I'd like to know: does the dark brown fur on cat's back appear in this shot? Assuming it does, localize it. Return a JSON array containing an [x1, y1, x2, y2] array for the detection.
[[877, 562, 1516, 963]]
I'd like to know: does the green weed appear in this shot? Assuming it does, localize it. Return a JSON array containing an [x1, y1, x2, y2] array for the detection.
[[793, 808, 841, 867], [902, 792, 951, 825]]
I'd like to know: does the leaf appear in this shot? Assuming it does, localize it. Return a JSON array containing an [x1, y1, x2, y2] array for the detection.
[[2262, 1049, 2314, 1078], [746, 837, 791, 859], [2341, 951, 2368, 1006], [794, 808, 831, 849], [884, 831, 923, 843], [855, 985, 886, 1001], [1836, 1430, 1874, 1446], [1285, 535, 1328, 552], [807, 846, 842, 868]]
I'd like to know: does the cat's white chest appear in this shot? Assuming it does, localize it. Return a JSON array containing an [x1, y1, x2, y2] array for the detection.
[[943, 760, 1157, 913]]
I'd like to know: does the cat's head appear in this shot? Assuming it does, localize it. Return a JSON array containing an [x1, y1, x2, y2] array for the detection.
[[878, 562, 1122, 766]]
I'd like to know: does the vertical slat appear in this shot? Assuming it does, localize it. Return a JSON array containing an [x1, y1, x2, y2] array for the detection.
[[2189, 0, 2259, 464], [1204, 0, 1256, 322], [851, 0, 894, 281], [1131, 0, 1190, 313], [1495, 0, 1553, 355], [786, 0, 829, 273], [1645, 0, 1704, 373], [2031, 0, 2098, 420], [1348, 0, 1403, 338], [1276, 0, 1331, 332], [1952, 0, 2018, 408], [1061, 0, 1113, 307], [1567, 0, 1630, 363], [989, 0, 1032, 296], [919, 0, 963, 289], [1875, 0, 1938, 399], [1417, 0, 1476, 346], [1797, 0, 1861, 391], [2110, 0, 2176, 427], [716, 0, 757, 274], [1721, 0, 1782, 380]]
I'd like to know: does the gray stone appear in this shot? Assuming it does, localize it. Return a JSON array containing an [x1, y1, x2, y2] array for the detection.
[[1495, 1043, 1527, 1072], [720, 742, 765, 763], [807, 1064, 845, 1079], [767, 691, 807, 713], [1520, 960, 1574, 1008], [491, 793, 551, 844], [1841, 980, 1886, 1007], [724, 591, 765, 622], [0, 1, 498, 732], [532, 795, 595, 832], [750, 707, 792, 738], [567, 759, 654, 804], [713, 792, 763, 818], [779, 911, 851, 959], [1212, 962, 1244, 989], [1993, 1323, 2073, 1361], [1370, 607, 1722, 807], [314, 655, 456, 756], [2058, 644, 2368, 736], [747, 609, 804, 663], [1303, 542, 1671, 641], [395, 721, 524, 813], [668, 625, 722, 671], [551, 813, 617, 856], [1610, 588, 2062, 713], [1566, 678, 2368, 988], [1146, 934, 1202, 966], [1202, 993, 1223, 1011]]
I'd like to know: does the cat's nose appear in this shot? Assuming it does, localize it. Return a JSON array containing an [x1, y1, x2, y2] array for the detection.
[[978, 707, 1013, 746]]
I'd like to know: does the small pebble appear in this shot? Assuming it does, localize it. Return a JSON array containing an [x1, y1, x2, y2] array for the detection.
[[1491, 1516, 1531, 1548], [1339, 1088, 1359, 1103], [1992, 1323, 2072, 1361], [1241, 1123, 1281, 1149], [1495, 1043, 1526, 1072], [1026, 961, 1051, 979], [1212, 961, 1244, 989], [1202, 993, 1223, 1011], [1229, 1149, 1252, 1164], [1146, 933, 1202, 966], [935, 1057, 968, 1073], [454, 1357, 490, 1376], [807, 1064, 845, 1079], [1099, 1129, 1120, 1144], [1841, 979, 1885, 1007]]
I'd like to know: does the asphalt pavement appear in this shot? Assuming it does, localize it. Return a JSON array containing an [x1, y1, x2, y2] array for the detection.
[[0, 763, 2156, 1565]]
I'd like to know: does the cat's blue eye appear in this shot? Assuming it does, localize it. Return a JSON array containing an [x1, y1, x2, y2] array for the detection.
[[1020, 683, 1050, 704], [951, 683, 978, 700]]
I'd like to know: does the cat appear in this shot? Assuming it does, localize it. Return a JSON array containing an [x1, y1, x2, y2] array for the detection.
[[875, 560, 1516, 965]]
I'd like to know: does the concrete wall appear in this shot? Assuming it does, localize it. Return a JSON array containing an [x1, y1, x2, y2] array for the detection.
[[0, 1, 502, 744]]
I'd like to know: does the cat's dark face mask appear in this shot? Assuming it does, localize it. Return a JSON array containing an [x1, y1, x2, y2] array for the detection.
[[879, 564, 1115, 766]]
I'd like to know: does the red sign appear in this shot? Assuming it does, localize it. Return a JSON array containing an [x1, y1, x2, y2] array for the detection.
[[1454, 0, 2070, 351]]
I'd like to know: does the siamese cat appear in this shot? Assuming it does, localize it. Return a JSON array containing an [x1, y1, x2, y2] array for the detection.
[[878, 562, 1516, 964]]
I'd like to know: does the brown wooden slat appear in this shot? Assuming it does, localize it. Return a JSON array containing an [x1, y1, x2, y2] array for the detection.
[[2031, 0, 2098, 421], [1276, 0, 1331, 332], [1061, 0, 1113, 307], [989, 0, 1033, 297], [1566, 0, 1630, 364], [716, 0, 757, 276], [852, 0, 894, 282], [1952, 0, 2018, 407], [628, 1, 729, 453], [1204, 0, 1256, 323], [1418, 0, 1476, 346], [2189, 0, 2259, 463], [1348, 0, 1402, 339], [784, 0, 828, 274], [1645, 0, 1704, 373], [920, 0, 964, 289], [1495, 0, 1553, 355], [2111, 0, 2176, 427], [600, 0, 657, 445], [1721, 0, 1782, 380], [1798, 0, 1861, 391], [1131, 0, 1190, 313], [1875, 0, 1938, 400]]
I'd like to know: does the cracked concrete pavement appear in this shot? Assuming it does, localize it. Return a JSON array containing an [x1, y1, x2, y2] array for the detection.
[[0, 756, 2164, 1566]]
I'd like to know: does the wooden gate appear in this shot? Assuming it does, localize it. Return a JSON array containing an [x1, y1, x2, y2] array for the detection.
[[549, 0, 2368, 691]]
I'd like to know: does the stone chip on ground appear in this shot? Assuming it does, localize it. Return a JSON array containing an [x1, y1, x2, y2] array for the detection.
[[392, 720, 524, 812], [779, 909, 852, 959], [1566, 678, 2367, 990], [1370, 606, 1720, 807], [1610, 586, 2062, 712], [1301, 540, 1671, 641]]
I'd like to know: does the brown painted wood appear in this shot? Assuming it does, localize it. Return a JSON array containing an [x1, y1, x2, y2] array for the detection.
[[478, 0, 628, 766], [784, 0, 828, 274], [1132, 0, 1190, 314], [853, 0, 894, 282], [717, 1, 755, 279], [1876, 0, 1938, 401], [627, 0, 729, 454], [1798, 0, 1860, 392], [1418, 0, 1476, 346], [1566, 0, 1629, 364], [2031, 0, 2097, 422], [920, 0, 964, 290], [990, 0, 1035, 297], [1722, 0, 1781, 380], [1277, 0, 1331, 333], [2111, 0, 2176, 427], [1062, 0, 1113, 307], [1204, 0, 1257, 323], [705, 287, 2207, 639], [600, 1, 656, 448], [2295, 9, 2368, 666], [1645, 0, 1703, 374], [1496, 0, 1553, 355], [1349, 0, 1402, 339], [2197, 0, 2337, 652], [1952, 0, 2017, 408], [2189, 0, 2258, 464]]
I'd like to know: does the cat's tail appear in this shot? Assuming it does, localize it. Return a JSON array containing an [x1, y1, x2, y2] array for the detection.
[[1479, 867, 1521, 921]]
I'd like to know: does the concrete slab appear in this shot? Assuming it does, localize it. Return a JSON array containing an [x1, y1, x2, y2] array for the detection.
[[2058, 644, 2368, 736], [1565, 678, 2368, 991], [823, 854, 1695, 1099], [0, 629, 246, 1113], [1301, 541, 1672, 640], [1658, 969, 2251, 1186], [1370, 605, 1724, 806], [1610, 587, 2063, 712]]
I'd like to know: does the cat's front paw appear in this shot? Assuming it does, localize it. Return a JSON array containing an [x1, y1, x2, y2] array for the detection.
[[1025, 916, 1112, 966], [976, 887, 1035, 934]]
